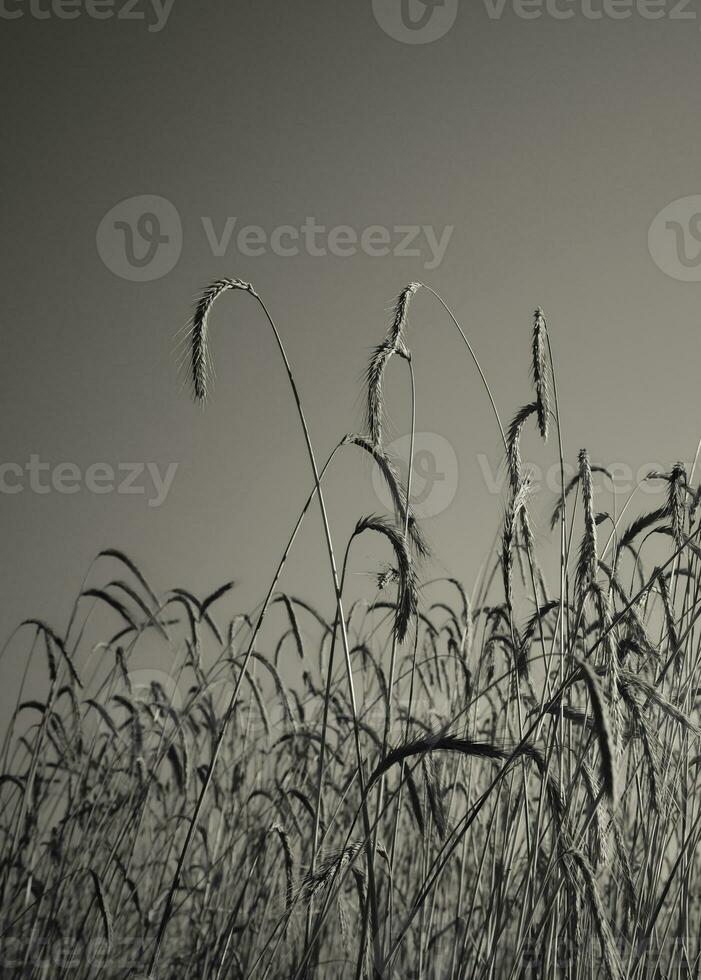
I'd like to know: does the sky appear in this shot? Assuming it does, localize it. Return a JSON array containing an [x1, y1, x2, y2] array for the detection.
[[1, 0, 700, 705]]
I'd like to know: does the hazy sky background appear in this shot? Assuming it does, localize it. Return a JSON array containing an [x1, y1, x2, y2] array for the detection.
[[2, 0, 700, 705]]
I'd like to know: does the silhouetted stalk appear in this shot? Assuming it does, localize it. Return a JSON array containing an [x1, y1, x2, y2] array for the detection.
[[149, 288, 381, 976]]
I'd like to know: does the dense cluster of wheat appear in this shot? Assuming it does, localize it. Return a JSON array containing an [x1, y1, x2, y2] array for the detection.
[[2, 282, 701, 979]]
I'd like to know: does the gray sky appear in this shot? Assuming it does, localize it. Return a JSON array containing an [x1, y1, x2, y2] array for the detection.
[[2, 0, 700, 703]]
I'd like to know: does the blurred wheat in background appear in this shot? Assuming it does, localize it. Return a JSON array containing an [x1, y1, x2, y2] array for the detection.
[[2, 281, 700, 979]]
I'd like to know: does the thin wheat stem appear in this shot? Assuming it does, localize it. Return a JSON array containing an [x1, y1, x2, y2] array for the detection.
[[149, 289, 382, 976]]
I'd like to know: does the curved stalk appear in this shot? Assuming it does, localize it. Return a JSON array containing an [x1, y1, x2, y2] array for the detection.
[[149, 288, 381, 976]]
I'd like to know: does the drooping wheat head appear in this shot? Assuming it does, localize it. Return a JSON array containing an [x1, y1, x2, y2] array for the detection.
[[189, 278, 256, 400]]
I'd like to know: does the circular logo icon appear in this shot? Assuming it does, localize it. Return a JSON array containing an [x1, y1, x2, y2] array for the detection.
[[127, 668, 183, 714], [372, 0, 458, 44], [97, 194, 182, 282], [648, 195, 701, 282], [372, 432, 459, 519]]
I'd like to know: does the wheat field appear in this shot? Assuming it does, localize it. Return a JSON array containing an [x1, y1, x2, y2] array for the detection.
[[2, 280, 700, 979]]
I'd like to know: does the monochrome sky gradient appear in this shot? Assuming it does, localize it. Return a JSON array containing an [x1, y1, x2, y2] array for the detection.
[[2, 0, 700, 710]]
